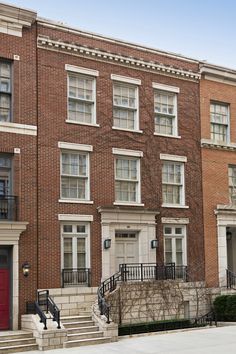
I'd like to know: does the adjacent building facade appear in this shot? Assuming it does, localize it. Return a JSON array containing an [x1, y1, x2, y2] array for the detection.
[[4, 2, 236, 332]]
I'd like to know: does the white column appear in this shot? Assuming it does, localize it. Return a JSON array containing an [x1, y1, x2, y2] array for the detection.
[[218, 225, 227, 286], [101, 223, 112, 280]]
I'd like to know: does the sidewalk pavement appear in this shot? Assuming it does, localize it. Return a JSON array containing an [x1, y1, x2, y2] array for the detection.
[[22, 325, 236, 354]]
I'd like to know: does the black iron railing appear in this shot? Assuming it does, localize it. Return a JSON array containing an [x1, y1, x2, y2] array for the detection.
[[194, 310, 217, 326], [37, 290, 61, 329], [35, 301, 47, 330], [62, 268, 91, 287], [97, 263, 188, 324], [226, 269, 236, 289], [119, 263, 187, 282], [0, 195, 17, 221]]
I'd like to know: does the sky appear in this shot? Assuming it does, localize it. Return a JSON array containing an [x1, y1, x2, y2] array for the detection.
[[3, 0, 236, 69]]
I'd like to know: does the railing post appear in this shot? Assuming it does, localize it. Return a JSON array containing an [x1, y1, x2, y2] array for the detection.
[[155, 263, 158, 280], [141, 263, 143, 281], [46, 290, 49, 313]]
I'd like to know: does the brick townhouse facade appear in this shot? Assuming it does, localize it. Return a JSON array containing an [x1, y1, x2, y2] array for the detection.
[[0, 3, 205, 331], [200, 63, 236, 288]]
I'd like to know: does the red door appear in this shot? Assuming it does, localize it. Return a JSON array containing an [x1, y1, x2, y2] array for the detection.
[[0, 269, 10, 330]]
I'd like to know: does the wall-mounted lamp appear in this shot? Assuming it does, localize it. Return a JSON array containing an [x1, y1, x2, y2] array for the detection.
[[226, 231, 232, 241], [22, 261, 30, 277], [104, 238, 111, 249], [151, 239, 158, 249]]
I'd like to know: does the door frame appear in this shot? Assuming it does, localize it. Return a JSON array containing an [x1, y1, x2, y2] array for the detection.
[[0, 246, 12, 330], [115, 231, 139, 271]]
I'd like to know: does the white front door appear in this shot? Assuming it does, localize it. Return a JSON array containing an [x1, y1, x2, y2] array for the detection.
[[115, 232, 138, 271]]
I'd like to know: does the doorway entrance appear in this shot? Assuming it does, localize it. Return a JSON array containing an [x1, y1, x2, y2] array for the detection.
[[0, 247, 11, 330], [115, 232, 139, 271], [226, 227, 236, 273]]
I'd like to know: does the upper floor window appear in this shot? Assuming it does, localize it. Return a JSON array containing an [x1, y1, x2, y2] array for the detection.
[[210, 102, 229, 144], [115, 156, 140, 203], [229, 165, 236, 205], [61, 151, 89, 201], [162, 161, 184, 206], [0, 61, 11, 122], [68, 73, 96, 124], [154, 91, 177, 136]]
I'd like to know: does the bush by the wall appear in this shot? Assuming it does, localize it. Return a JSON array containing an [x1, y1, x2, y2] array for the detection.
[[213, 295, 236, 321]]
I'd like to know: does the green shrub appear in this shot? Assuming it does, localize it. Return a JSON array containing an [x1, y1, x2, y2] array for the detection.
[[213, 295, 236, 321]]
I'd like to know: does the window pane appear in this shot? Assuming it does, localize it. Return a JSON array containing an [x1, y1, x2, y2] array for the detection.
[[77, 238, 86, 268], [64, 238, 72, 268], [63, 225, 72, 233], [164, 227, 172, 235], [77, 225, 86, 233], [175, 227, 183, 235]]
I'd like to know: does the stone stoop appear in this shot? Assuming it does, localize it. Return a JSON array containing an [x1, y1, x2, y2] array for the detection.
[[0, 331, 38, 353], [61, 316, 111, 348]]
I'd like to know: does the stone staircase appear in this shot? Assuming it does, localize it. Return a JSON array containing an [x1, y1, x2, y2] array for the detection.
[[61, 315, 111, 348], [0, 331, 38, 353]]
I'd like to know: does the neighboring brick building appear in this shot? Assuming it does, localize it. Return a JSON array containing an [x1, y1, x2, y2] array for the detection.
[[200, 63, 236, 287], [0, 3, 205, 331]]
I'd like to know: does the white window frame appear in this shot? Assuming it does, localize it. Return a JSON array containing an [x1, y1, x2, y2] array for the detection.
[[163, 224, 187, 266], [112, 78, 140, 133], [210, 102, 230, 144], [228, 165, 236, 205], [152, 82, 180, 138], [0, 61, 12, 123], [61, 222, 90, 270], [161, 156, 187, 208], [65, 65, 99, 127], [113, 153, 142, 206]]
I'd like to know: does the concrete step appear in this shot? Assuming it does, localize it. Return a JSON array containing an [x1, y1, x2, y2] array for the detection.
[[63, 320, 94, 328], [67, 325, 99, 334], [64, 337, 111, 348], [0, 344, 38, 354], [0, 332, 33, 341], [61, 315, 92, 323], [67, 331, 104, 341], [0, 338, 36, 348]]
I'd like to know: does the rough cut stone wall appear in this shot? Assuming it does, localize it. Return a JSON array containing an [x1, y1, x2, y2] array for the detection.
[[107, 281, 219, 325]]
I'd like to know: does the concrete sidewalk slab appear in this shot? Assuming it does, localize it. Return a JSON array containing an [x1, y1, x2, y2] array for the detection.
[[21, 326, 236, 354]]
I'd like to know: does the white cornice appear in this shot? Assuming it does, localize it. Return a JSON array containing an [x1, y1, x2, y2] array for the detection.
[[201, 139, 236, 152], [37, 36, 200, 82], [0, 3, 36, 37], [37, 18, 198, 65], [200, 64, 236, 85]]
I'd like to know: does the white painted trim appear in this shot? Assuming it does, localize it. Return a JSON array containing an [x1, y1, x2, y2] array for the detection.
[[112, 127, 143, 134], [111, 74, 141, 85], [65, 120, 100, 127], [162, 204, 189, 209], [65, 64, 99, 76], [58, 141, 93, 152], [113, 202, 145, 206], [0, 122, 37, 136], [154, 133, 181, 139], [112, 148, 143, 157], [160, 153, 187, 162], [161, 217, 189, 224], [58, 199, 94, 204], [163, 224, 187, 266], [152, 82, 180, 93], [58, 214, 93, 221]]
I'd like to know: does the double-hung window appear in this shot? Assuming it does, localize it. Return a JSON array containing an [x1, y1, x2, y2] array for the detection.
[[112, 76, 140, 131], [228, 165, 236, 205], [164, 225, 186, 266], [66, 65, 98, 125], [210, 102, 229, 144], [113, 148, 143, 205], [162, 160, 185, 206], [61, 151, 89, 200], [0, 61, 11, 122], [153, 83, 179, 137], [115, 157, 140, 203]]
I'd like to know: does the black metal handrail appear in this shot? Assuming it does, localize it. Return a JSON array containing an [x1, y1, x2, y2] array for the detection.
[[62, 268, 91, 287], [35, 301, 47, 330], [0, 195, 17, 221], [226, 269, 236, 289], [194, 310, 217, 326], [37, 290, 61, 329]]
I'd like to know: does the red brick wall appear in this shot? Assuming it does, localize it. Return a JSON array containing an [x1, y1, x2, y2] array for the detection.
[[201, 78, 236, 286], [37, 24, 204, 287]]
